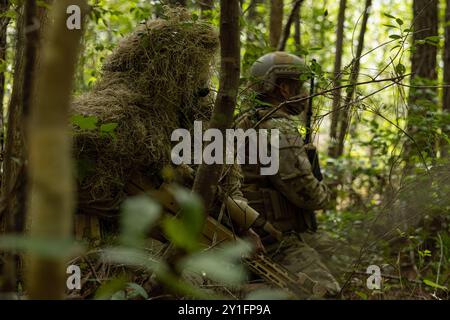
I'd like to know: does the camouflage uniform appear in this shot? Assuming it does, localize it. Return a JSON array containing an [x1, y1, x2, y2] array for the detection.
[[238, 52, 341, 296]]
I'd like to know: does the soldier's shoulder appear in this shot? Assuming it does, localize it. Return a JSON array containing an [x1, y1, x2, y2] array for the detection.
[[263, 117, 299, 135]]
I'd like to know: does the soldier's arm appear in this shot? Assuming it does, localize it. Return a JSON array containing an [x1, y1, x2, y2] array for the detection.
[[267, 122, 332, 211]]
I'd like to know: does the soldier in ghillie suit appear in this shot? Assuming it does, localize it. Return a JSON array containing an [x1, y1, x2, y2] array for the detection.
[[71, 7, 265, 257], [237, 51, 341, 296], [70, 10, 257, 242], [68, 10, 271, 298]]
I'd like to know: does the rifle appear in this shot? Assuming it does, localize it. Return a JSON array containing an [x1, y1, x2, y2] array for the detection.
[[141, 183, 326, 299], [303, 72, 322, 231], [305, 71, 323, 182]]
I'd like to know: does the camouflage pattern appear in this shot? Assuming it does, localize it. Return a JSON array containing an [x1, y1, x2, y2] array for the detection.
[[266, 233, 341, 295], [259, 114, 331, 211], [238, 107, 340, 296]]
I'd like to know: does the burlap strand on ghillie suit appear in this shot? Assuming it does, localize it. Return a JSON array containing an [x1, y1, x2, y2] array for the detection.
[[72, 9, 219, 216]]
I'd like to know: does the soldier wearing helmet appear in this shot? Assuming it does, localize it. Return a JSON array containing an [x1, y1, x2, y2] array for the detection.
[[237, 51, 341, 296]]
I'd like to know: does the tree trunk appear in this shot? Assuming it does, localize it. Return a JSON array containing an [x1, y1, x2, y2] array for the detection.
[[0, 0, 53, 295], [442, 0, 450, 157], [405, 0, 438, 160], [26, 0, 87, 299], [328, 0, 347, 158], [247, 0, 259, 19], [269, 0, 283, 48], [335, 0, 371, 157], [0, 2, 27, 295], [294, 2, 301, 51], [0, 0, 10, 157], [277, 0, 303, 51], [246, 0, 260, 42], [192, 0, 241, 218]]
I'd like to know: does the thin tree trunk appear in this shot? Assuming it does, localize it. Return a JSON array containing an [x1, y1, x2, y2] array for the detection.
[[246, 0, 259, 42], [26, 0, 87, 299], [336, 0, 371, 157], [192, 0, 241, 218], [405, 0, 438, 161], [277, 0, 303, 51], [0, 0, 52, 295], [269, 0, 283, 48], [247, 0, 259, 19], [442, 0, 450, 157], [0, 0, 10, 157], [328, 0, 347, 158], [0, 2, 27, 296], [294, 3, 301, 51], [11, 0, 41, 239]]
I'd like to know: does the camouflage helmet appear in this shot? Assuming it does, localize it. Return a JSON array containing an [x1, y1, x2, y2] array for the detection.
[[249, 51, 308, 93]]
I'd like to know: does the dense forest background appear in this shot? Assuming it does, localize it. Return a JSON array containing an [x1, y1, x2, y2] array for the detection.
[[0, 0, 448, 300]]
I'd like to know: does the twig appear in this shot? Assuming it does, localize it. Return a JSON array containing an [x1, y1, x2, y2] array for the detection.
[[277, 0, 304, 51], [252, 74, 408, 129]]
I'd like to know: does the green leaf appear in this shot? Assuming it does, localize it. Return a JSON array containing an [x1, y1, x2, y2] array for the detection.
[[95, 276, 128, 300], [355, 291, 368, 300], [120, 196, 162, 247], [425, 35, 440, 42], [383, 24, 397, 29], [102, 247, 215, 299], [424, 35, 441, 45], [111, 290, 126, 300], [395, 18, 403, 26], [389, 34, 402, 40], [0, 59, 7, 73], [395, 63, 406, 75], [0, 10, 17, 19], [299, 73, 310, 82], [0, 235, 83, 258], [71, 115, 98, 131], [163, 217, 200, 252], [172, 186, 204, 239], [383, 13, 396, 19], [100, 122, 118, 133], [180, 240, 253, 285], [423, 279, 448, 291], [310, 60, 323, 76], [126, 283, 149, 299]]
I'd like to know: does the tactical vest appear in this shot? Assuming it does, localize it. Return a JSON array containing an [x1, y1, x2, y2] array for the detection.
[[238, 109, 316, 235], [241, 163, 316, 235]]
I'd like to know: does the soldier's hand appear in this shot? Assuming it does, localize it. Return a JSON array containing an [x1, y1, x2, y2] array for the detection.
[[243, 228, 266, 254]]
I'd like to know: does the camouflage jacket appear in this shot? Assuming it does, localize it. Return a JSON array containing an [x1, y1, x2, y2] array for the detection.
[[237, 108, 332, 232]]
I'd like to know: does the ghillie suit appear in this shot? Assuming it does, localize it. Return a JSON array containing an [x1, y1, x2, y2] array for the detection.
[[71, 11, 221, 239]]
